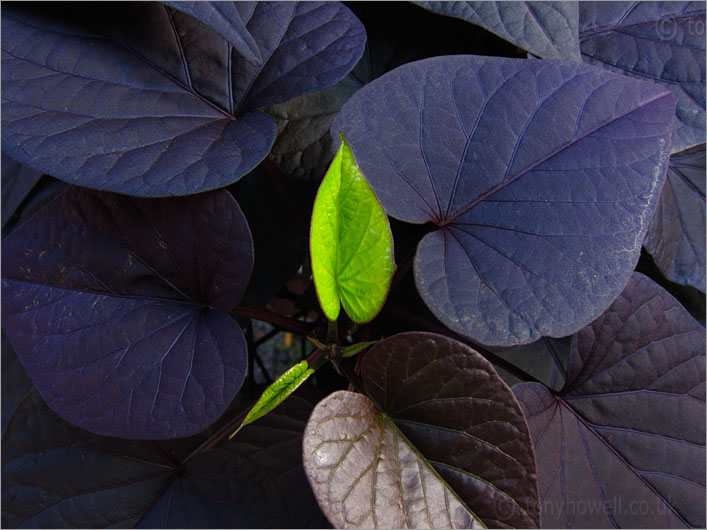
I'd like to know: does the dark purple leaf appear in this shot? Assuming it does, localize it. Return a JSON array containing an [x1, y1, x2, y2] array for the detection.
[[1, 187, 253, 439], [333, 55, 676, 346], [1, 332, 32, 435], [644, 144, 706, 292], [1, 2, 365, 197], [579, 2, 706, 154], [303, 332, 539, 528], [303, 390, 481, 529], [414, 2, 581, 60], [162, 1, 262, 65], [489, 336, 571, 391], [514, 273, 705, 528], [2, 392, 326, 528], [265, 74, 362, 181], [1, 152, 43, 228]]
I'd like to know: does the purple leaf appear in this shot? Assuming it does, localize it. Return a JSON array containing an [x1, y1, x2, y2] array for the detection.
[[579, 2, 706, 154], [645, 144, 706, 292], [415, 2, 581, 60], [303, 390, 480, 529], [488, 336, 571, 391], [514, 273, 706, 528], [1, 187, 253, 439], [2, 392, 326, 528], [1, 2, 365, 197], [1, 152, 43, 228], [162, 1, 262, 65], [303, 332, 539, 528], [1, 332, 32, 435], [333, 55, 676, 346]]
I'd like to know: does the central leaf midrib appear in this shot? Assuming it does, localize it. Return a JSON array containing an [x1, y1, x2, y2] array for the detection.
[[444, 89, 672, 225]]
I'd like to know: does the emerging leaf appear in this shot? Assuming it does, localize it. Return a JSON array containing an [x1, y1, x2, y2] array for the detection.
[[239, 361, 314, 430], [310, 134, 395, 323], [341, 341, 377, 358]]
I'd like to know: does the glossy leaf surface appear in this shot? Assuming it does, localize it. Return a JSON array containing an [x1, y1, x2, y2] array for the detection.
[[644, 144, 706, 292], [362, 332, 540, 528], [304, 332, 540, 528], [415, 2, 581, 60], [579, 1, 706, 153], [2, 392, 326, 528], [333, 55, 676, 346], [1, 2, 365, 196], [514, 273, 706, 528], [241, 361, 314, 428], [303, 390, 482, 529], [1, 187, 253, 439], [310, 135, 395, 323]]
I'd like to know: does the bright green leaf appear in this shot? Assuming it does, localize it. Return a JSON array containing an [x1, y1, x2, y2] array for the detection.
[[341, 340, 377, 358], [310, 133, 395, 323], [237, 361, 314, 433]]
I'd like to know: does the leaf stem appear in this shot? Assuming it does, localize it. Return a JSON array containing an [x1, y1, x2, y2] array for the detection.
[[231, 305, 310, 335]]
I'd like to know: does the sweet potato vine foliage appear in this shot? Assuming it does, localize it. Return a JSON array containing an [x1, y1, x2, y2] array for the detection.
[[1, 1, 705, 529]]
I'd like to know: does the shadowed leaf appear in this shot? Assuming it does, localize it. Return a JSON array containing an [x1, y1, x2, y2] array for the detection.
[[415, 2, 581, 60], [1, 187, 253, 439], [2, 392, 326, 528], [644, 144, 706, 292]]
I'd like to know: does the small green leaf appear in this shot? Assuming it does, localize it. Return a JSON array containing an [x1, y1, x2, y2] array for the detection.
[[341, 340, 377, 358], [239, 361, 314, 431], [310, 133, 395, 323]]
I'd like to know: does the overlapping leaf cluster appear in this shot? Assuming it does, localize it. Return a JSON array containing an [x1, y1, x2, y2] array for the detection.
[[1, 1, 705, 529]]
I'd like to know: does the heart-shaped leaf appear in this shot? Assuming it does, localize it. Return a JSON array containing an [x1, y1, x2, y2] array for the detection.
[[644, 144, 706, 292], [415, 2, 581, 60], [1, 2, 365, 196], [333, 55, 676, 346], [2, 392, 327, 528], [303, 332, 540, 528], [303, 390, 481, 529], [1, 186, 253, 439], [514, 273, 705, 528], [310, 134, 395, 323], [579, 2, 706, 153]]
